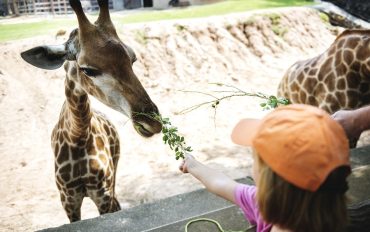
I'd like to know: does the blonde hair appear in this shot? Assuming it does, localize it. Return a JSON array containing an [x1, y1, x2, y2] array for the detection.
[[255, 152, 349, 232]]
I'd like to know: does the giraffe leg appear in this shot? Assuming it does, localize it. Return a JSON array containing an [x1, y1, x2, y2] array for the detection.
[[89, 188, 121, 215], [60, 189, 84, 222]]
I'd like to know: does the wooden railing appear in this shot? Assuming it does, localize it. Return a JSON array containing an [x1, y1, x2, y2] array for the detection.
[[12, 0, 113, 15]]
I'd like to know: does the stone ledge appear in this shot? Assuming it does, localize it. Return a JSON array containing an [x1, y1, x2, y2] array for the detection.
[[40, 145, 370, 232]]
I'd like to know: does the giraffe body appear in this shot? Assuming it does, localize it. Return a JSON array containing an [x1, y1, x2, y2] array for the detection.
[[278, 29, 370, 114], [21, 0, 162, 222]]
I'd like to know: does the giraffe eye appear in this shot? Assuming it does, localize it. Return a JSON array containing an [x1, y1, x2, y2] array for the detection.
[[80, 67, 101, 77]]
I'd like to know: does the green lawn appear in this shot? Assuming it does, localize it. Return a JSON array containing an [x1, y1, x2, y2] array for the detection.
[[0, 0, 314, 42]]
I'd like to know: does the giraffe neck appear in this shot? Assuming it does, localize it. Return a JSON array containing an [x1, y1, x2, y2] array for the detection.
[[60, 73, 92, 145]]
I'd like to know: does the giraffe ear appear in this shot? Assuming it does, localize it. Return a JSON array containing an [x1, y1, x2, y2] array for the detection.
[[21, 45, 66, 70]]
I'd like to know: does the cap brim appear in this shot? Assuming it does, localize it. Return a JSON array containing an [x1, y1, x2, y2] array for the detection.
[[231, 119, 262, 146]]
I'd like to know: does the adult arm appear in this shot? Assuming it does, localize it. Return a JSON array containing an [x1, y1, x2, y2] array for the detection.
[[332, 105, 370, 145]]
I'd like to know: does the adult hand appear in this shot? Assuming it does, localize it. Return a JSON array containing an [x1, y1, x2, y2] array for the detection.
[[332, 109, 361, 148]]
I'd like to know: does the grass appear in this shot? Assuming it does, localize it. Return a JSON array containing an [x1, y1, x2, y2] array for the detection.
[[0, 0, 314, 42]]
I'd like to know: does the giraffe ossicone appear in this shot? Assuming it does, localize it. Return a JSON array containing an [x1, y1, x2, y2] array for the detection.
[[21, 0, 162, 222]]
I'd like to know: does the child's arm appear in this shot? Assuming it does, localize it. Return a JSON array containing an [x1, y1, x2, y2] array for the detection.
[[179, 154, 238, 203]]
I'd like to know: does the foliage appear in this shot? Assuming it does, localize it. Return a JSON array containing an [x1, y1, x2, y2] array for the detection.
[[0, 0, 315, 42], [179, 83, 291, 114]]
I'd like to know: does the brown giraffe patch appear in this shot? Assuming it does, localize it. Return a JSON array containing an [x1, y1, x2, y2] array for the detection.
[[57, 143, 70, 164], [336, 78, 346, 90], [343, 50, 354, 66], [347, 71, 361, 88], [335, 91, 347, 107]]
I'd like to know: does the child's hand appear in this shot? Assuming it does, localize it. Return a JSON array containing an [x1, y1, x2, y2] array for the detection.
[[179, 154, 195, 173]]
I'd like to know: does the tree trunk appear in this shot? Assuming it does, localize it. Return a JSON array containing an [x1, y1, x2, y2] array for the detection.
[[11, 0, 19, 16]]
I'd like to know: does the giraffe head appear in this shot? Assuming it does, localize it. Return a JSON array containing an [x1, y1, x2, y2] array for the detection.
[[21, 0, 162, 137]]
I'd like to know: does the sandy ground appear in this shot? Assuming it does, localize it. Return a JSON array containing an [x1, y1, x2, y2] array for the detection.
[[0, 7, 366, 231]]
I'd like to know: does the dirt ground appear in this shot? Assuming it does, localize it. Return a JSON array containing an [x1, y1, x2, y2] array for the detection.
[[0, 7, 366, 231]]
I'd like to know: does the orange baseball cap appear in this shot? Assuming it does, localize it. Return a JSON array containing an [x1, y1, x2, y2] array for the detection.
[[231, 104, 350, 192]]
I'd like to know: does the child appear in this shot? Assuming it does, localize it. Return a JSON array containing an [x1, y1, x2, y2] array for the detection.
[[180, 104, 351, 232]]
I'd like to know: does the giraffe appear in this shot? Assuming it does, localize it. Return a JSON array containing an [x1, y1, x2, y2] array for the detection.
[[20, 0, 162, 222], [277, 29, 370, 147], [278, 29, 370, 113]]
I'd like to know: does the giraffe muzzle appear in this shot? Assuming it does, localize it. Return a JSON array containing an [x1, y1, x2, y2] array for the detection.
[[133, 120, 162, 138]]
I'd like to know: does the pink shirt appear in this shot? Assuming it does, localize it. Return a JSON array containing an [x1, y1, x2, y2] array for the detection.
[[234, 184, 272, 232]]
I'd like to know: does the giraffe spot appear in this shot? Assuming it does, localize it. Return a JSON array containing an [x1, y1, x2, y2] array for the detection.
[[60, 163, 72, 173], [57, 143, 70, 165], [319, 57, 333, 80], [88, 176, 98, 184], [67, 189, 75, 196], [95, 136, 105, 150], [103, 124, 110, 134], [97, 189, 105, 196], [336, 78, 346, 90], [360, 83, 370, 93], [296, 73, 304, 83], [73, 163, 80, 178], [80, 159, 88, 175], [66, 179, 83, 188], [352, 61, 361, 71], [336, 62, 347, 76], [106, 179, 112, 187], [89, 146, 97, 156], [89, 159, 101, 173], [60, 193, 66, 202], [343, 50, 354, 66], [308, 68, 318, 76], [356, 46, 368, 60], [337, 38, 345, 49], [66, 89, 72, 98], [299, 91, 307, 103], [61, 173, 71, 182], [308, 96, 318, 106], [325, 73, 336, 92], [313, 83, 327, 102], [347, 72, 361, 88], [70, 66, 77, 75], [360, 63, 370, 77], [345, 37, 360, 49], [54, 143, 60, 157], [67, 80, 75, 90], [363, 94, 370, 104], [334, 51, 341, 67], [347, 91, 360, 108], [327, 46, 336, 56], [72, 95, 79, 103], [79, 94, 88, 103], [58, 133, 64, 144], [67, 196, 74, 202], [63, 131, 72, 143], [71, 146, 82, 160], [325, 94, 337, 104], [335, 92, 347, 107], [98, 169, 105, 180]]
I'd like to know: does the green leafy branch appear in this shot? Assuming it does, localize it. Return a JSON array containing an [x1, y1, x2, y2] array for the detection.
[[134, 113, 193, 160], [178, 83, 290, 114]]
